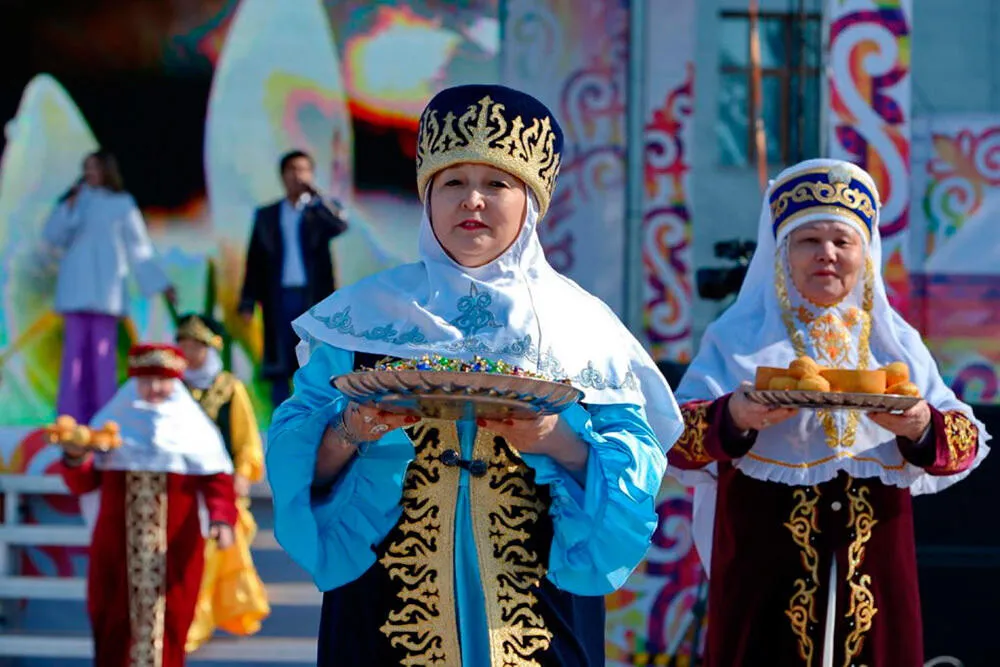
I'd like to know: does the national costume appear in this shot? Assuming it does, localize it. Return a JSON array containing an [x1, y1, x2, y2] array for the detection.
[[58, 344, 237, 667], [175, 315, 270, 652], [266, 84, 684, 666]]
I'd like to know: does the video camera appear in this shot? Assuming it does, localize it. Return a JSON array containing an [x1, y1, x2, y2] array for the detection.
[[695, 239, 757, 301]]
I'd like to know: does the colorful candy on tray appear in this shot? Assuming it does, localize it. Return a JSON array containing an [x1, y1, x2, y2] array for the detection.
[[366, 354, 573, 384]]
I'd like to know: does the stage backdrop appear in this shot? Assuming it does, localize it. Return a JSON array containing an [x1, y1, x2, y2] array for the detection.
[[0, 0, 499, 576], [0, 0, 498, 435], [501, 0, 629, 313], [910, 113, 1000, 405], [502, 0, 705, 664]]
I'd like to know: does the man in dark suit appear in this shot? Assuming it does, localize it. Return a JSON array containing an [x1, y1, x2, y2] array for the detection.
[[238, 150, 349, 406]]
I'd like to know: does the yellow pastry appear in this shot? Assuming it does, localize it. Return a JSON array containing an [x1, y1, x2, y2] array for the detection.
[[798, 375, 831, 392], [887, 381, 920, 397], [55, 415, 77, 430], [755, 367, 787, 390], [91, 432, 112, 450], [768, 377, 799, 391], [70, 425, 91, 446], [881, 362, 910, 388], [820, 369, 887, 394], [788, 356, 821, 379]]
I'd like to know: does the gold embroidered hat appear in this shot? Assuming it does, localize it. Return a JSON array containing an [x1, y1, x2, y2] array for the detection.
[[175, 313, 224, 350], [416, 84, 564, 218], [768, 159, 880, 241]]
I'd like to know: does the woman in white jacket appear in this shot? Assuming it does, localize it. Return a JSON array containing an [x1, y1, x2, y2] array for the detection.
[[42, 149, 176, 422]]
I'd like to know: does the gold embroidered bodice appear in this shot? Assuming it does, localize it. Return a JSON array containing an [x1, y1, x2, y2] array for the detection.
[[379, 419, 553, 667]]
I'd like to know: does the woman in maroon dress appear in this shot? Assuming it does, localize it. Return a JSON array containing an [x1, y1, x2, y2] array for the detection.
[[667, 159, 989, 666], [58, 343, 237, 667]]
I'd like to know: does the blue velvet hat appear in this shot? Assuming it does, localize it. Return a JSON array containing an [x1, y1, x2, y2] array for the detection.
[[768, 159, 880, 241], [416, 84, 563, 218]]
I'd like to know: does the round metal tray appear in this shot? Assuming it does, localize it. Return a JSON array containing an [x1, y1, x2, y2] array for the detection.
[[745, 389, 921, 414], [332, 369, 583, 420]]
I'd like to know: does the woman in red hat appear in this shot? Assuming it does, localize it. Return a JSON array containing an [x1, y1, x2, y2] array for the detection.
[[58, 343, 238, 667]]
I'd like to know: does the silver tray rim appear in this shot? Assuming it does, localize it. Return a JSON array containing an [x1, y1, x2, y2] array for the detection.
[[744, 388, 921, 413]]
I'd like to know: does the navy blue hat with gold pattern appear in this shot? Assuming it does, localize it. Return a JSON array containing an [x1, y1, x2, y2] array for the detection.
[[416, 84, 563, 218], [768, 159, 880, 241]]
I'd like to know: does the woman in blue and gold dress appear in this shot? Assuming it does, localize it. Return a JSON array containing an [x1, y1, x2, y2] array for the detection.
[[266, 84, 684, 666]]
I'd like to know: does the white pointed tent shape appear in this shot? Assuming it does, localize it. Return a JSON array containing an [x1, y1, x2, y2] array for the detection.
[[0, 74, 99, 421]]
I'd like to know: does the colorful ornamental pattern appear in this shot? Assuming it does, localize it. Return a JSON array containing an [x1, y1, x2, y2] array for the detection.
[[826, 0, 912, 317], [367, 354, 572, 384]]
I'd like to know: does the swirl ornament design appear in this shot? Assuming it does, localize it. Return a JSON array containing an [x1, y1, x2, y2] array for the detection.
[[827, 2, 912, 314], [603, 5, 703, 664], [784, 486, 822, 667], [502, 0, 630, 310], [843, 480, 878, 665], [471, 428, 552, 666], [642, 64, 695, 362], [379, 421, 462, 666]]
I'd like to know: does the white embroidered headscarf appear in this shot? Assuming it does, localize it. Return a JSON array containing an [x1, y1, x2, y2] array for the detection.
[[673, 159, 990, 569], [296, 84, 682, 448], [89, 377, 233, 474], [294, 188, 682, 450], [78, 378, 234, 535]]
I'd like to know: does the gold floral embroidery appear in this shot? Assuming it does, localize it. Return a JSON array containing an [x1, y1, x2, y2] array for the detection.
[[842, 307, 863, 328], [125, 471, 168, 667], [190, 371, 236, 422], [808, 313, 854, 367], [784, 486, 821, 666], [843, 480, 878, 665], [471, 429, 552, 666], [940, 411, 978, 472], [379, 420, 462, 667], [673, 402, 713, 466]]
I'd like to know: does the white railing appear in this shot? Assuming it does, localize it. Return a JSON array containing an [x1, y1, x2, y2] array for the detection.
[[0, 474, 318, 662]]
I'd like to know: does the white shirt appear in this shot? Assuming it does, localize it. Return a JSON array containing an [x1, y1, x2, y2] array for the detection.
[[42, 186, 171, 316], [280, 196, 309, 287]]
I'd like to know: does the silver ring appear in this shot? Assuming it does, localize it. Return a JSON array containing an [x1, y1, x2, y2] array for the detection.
[[370, 423, 390, 435], [363, 414, 374, 424]]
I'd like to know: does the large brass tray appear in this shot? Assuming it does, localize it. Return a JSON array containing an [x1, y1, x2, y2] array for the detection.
[[332, 369, 583, 420]]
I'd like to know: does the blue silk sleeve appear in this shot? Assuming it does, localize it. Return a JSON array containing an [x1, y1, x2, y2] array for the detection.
[[520, 402, 666, 595], [266, 345, 413, 591]]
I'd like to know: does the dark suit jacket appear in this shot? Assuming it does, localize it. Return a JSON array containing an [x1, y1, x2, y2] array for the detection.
[[238, 197, 348, 376]]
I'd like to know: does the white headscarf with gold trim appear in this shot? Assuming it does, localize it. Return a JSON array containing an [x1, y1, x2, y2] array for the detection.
[[674, 159, 990, 569]]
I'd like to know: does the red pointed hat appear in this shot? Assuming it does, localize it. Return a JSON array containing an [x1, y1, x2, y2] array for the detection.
[[127, 343, 187, 379]]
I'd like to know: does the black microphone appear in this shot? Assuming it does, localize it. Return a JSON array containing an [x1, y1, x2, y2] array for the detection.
[[59, 177, 85, 203]]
